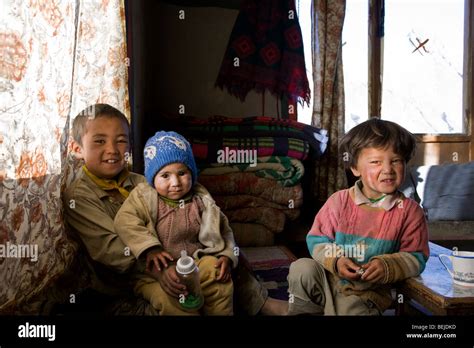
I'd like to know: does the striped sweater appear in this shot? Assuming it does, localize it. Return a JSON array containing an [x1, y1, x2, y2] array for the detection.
[[307, 182, 429, 311]]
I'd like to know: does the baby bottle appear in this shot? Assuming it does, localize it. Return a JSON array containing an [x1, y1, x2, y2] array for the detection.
[[176, 250, 204, 310]]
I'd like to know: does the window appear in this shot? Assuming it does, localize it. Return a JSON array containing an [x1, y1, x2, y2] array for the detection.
[[344, 0, 472, 136], [296, 0, 313, 125], [342, 0, 369, 132], [383, 0, 465, 134]]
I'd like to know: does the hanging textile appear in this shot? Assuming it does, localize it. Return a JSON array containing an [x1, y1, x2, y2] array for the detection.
[[215, 0, 311, 107], [311, 0, 347, 201]]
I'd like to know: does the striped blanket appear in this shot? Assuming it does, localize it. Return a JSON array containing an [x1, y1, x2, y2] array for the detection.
[[198, 175, 303, 206], [241, 246, 297, 301], [191, 136, 310, 162], [199, 156, 304, 187], [159, 114, 328, 161], [213, 194, 301, 220]]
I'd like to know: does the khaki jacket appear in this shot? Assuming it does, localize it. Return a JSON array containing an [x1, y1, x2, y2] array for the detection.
[[114, 182, 239, 268], [63, 168, 147, 274]]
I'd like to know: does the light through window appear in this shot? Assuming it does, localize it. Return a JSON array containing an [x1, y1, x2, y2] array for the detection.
[[382, 0, 465, 134], [342, 0, 369, 132]]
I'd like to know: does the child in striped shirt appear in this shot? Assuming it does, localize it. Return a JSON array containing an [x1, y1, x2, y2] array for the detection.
[[287, 118, 429, 315]]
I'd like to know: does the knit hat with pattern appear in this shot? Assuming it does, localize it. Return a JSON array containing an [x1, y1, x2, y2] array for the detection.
[[143, 131, 198, 187]]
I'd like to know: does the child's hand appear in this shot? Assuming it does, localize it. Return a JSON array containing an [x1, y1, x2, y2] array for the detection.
[[336, 257, 362, 280], [360, 259, 385, 283], [215, 256, 232, 283], [146, 247, 174, 273], [156, 265, 187, 298]]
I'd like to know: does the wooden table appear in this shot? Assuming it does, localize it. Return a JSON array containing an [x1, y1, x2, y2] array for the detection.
[[396, 242, 474, 315]]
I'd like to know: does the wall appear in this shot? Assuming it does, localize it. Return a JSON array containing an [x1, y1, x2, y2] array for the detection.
[[129, 1, 283, 173], [143, 1, 280, 118], [412, 141, 470, 166]]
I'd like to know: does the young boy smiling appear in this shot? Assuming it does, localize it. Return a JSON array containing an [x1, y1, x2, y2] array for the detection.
[[287, 118, 429, 315], [64, 104, 145, 300]]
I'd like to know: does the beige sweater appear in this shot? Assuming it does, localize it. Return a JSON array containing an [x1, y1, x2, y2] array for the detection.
[[114, 183, 239, 268]]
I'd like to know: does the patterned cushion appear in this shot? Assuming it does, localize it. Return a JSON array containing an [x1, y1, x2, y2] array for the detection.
[[241, 246, 297, 301]]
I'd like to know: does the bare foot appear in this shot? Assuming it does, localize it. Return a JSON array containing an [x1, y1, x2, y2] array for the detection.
[[260, 297, 288, 316]]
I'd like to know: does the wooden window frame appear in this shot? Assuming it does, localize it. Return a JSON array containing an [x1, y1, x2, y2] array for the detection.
[[368, 0, 474, 160]]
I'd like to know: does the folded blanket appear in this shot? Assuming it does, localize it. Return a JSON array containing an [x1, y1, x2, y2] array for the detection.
[[224, 207, 287, 233], [159, 114, 328, 158], [230, 223, 275, 247], [198, 175, 303, 206], [213, 194, 301, 220], [191, 136, 310, 162], [199, 156, 304, 187]]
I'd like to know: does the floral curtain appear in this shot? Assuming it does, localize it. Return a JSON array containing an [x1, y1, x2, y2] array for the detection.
[[0, 0, 129, 313], [311, 0, 347, 201]]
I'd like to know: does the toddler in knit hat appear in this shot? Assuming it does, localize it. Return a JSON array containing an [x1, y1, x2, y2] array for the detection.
[[114, 131, 237, 315], [143, 131, 199, 190]]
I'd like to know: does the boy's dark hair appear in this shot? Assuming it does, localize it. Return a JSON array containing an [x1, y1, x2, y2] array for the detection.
[[72, 104, 130, 145], [339, 118, 417, 169]]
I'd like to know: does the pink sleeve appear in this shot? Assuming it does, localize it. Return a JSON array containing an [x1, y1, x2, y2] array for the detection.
[[399, 199, 430, 268], [307, 191, 343, 251]]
